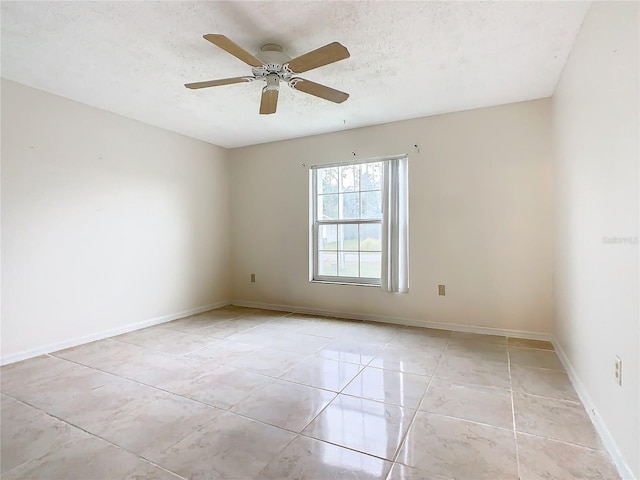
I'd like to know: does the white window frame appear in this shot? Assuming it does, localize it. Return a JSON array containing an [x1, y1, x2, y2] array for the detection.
[[310, 156, 403, 286]]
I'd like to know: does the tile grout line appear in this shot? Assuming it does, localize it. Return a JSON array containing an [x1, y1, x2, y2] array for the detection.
[[295, 432, 396, 464], [53, 334, 389, 398], [508, 348, 522, 480], [284, 333, 408, 475], [7, 372, 603, 480], [292, 334, 412, 469], [10, 356, 346, 476], [292, 335, 388, 437], [252, 431, 302, 479], [47, 329, 577, 412], [50, 348, 602, 452], [46, 347, 393, 455], [1, 392, 191, 480], [105, 312, 280, 356], [389, 330, 453, 466], [512, 389, 583, 404], [512, 430, 616, 452], [410, 410, 518, 433], [50, 352, 295, 413]]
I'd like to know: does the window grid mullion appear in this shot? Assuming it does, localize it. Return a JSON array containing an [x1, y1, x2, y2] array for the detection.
[[357, 225, 361, 278], [317, 189, 380, 195], [312, 169, 317, 278], [316, 219, 381, 226]]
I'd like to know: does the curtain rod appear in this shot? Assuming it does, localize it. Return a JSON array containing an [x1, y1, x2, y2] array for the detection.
[[308, 153, 408, 170]]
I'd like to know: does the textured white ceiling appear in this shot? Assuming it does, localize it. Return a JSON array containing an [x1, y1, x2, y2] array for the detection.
[[1, 1, 590, 148]]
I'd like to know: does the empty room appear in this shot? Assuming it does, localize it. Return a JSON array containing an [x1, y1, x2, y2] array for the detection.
[[1, 1, 638, 479]]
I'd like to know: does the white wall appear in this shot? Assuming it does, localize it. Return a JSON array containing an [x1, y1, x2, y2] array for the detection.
[[1, 79, 231, 361], [552, 2, 639, 478], [230, 99, 554, 335]]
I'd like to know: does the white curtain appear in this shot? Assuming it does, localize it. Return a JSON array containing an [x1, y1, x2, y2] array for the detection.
[[381, 156, 409, 293]]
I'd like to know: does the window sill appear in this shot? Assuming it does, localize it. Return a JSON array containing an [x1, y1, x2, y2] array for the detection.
[[310, 280, 381, 288]]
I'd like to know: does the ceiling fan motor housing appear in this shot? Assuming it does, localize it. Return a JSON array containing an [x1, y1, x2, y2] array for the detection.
[[253, 44, 293, 84]]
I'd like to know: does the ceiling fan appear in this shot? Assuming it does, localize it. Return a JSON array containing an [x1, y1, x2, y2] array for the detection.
[[185, 34, 350, 114]]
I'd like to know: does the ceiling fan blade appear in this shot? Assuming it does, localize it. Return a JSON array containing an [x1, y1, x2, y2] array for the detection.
[[184, 77, 252, 89], [203, 34, 264, 67], [259, 87, 278, 115], [290, 78, 349, 104], [286, 42, 350, 74]]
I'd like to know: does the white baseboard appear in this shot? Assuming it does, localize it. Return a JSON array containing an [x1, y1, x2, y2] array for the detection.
[[552, 340, 636, 480], [0, 301, 230, 366], [232, 299, 553, 341]]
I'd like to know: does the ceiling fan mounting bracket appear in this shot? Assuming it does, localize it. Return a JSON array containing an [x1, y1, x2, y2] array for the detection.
[[260, 43, 283, 52], [252, 43, 293, 83]]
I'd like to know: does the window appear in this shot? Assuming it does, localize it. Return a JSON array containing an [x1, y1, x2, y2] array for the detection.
[[311, 160, 383, 285], [311, 155, 409, 292]]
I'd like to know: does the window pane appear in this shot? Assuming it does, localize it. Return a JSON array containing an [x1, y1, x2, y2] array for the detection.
[[360, 252, 381, 278], [340, 164, 360, 192], [360, 224, 381, 251], [360, 162, 382, 191], [319, 251, 337, 276], [338, 224, 358, 251], [319, 194, 338, 220], [313, 160, 387, 284], [340, 192, 359, 219], [337, 251, 359, 277], [317, 167, 338, 194], [361, 191, 382, 219], [319, 224, 337, 250]]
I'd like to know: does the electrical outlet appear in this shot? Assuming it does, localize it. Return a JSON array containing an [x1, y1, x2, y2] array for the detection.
[[250, 273, 256, 283], [614, 356, 622, 386], [438, 284, 446, 296]]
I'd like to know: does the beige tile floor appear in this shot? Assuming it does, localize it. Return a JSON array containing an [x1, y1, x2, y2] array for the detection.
[[1, 306, 620, 480]]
